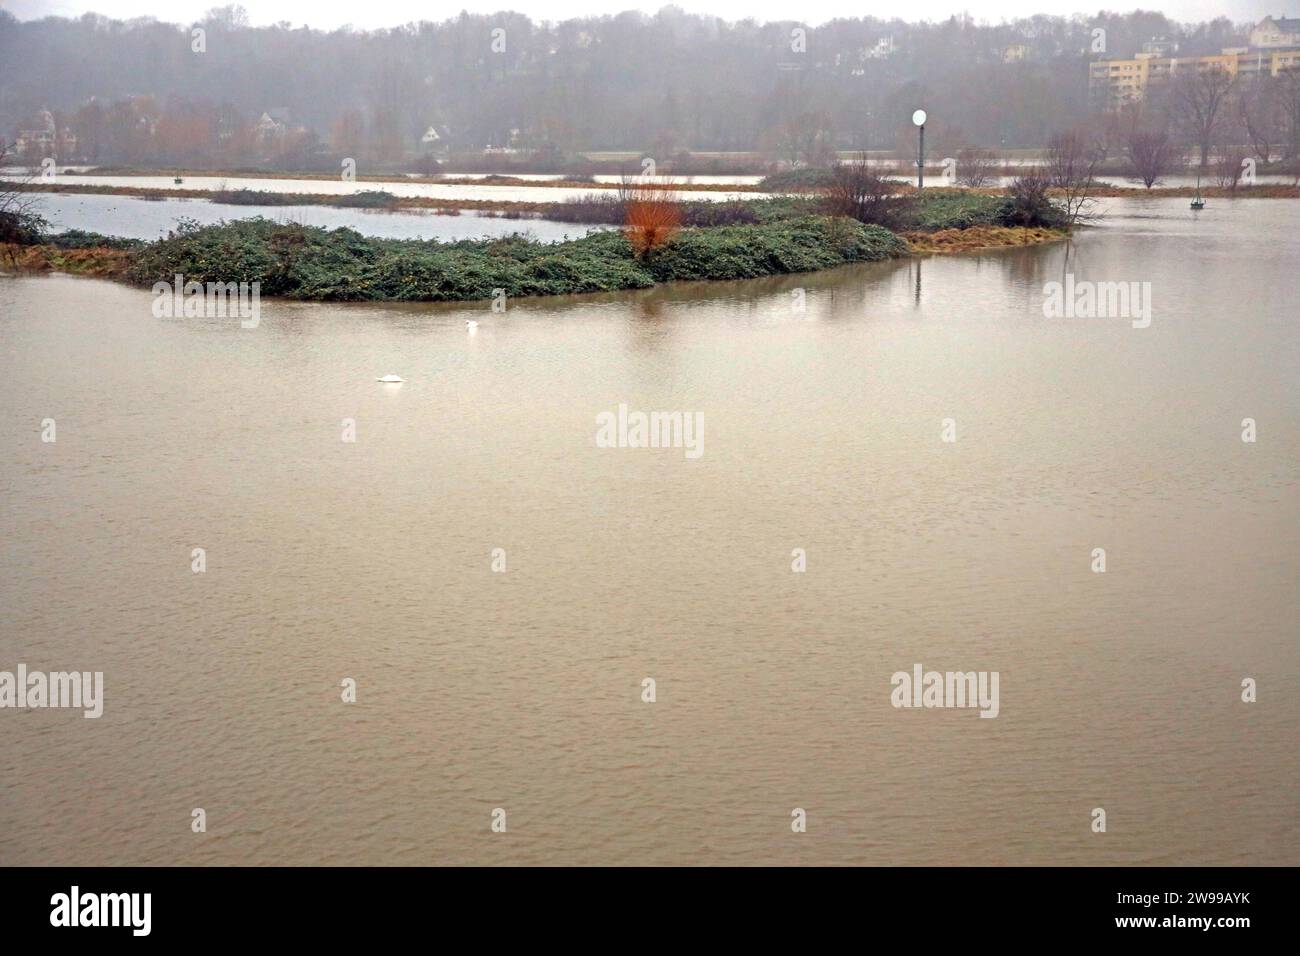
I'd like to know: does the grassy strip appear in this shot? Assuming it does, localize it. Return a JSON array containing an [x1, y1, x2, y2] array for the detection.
[[118, 216, 908, 301]]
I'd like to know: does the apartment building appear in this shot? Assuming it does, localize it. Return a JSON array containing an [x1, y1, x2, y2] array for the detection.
[[1089, 17, 1300, 109]]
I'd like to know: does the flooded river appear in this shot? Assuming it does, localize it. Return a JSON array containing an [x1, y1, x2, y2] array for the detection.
[[1, 197, 1296, 865]]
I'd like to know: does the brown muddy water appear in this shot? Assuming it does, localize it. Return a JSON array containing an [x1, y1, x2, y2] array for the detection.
[[1, 197, 1296, 865]]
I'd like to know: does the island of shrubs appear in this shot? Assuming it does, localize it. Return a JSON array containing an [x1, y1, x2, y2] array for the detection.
[[123, 215, 909, 301], [3, 182, 1066, 301]]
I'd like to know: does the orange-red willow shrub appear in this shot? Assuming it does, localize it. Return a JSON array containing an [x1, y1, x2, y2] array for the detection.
[[623, 180, 682, 257]]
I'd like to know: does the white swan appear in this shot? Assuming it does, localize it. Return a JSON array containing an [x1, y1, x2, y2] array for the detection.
[[377, 374, 405, 383], [466, 320, 479, 330]]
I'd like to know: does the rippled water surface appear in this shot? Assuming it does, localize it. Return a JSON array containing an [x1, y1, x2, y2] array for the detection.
[[1, 197, 1296, 865]]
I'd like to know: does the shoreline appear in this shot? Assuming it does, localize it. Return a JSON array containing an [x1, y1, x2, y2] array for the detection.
[[0, 224, 1069, 296]]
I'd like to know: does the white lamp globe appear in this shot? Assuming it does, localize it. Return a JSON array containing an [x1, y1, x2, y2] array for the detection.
[[912, 109, 927, 127]]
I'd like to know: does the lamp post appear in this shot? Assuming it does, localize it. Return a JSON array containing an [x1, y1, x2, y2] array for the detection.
[[912, 109, 927, 190]]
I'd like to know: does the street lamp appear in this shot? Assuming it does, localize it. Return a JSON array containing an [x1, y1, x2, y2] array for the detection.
[[912, 109, 927, 190]]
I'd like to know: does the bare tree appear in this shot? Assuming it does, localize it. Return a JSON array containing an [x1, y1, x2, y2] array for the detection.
[[956, 147, 997, 187], [1278, 70, 1300, 168], [1213, 145, 1248, 189], [821, 153, 912, 229], [761, 111, 836, 169], [1237, 77, 1280, 165], [1171, 66, 1235, 169], [1004, 170, 1059, 227], [1045, 129, 1101, 225], [1125, 121, 1176, 189]]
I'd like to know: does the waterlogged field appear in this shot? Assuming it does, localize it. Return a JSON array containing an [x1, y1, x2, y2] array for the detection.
[[31, 192, 603, 243], [0, 172, 767, 204], [0, 198, 1296, 865]]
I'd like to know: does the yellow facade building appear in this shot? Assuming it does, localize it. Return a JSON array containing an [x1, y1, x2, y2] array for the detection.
[[1089, 20, 1300, 109]]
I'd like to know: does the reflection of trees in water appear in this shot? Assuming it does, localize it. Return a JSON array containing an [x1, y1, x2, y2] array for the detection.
[[996, 239, 1074, 288], [434, 255, 914, 357], [609, 258, 913, 335]]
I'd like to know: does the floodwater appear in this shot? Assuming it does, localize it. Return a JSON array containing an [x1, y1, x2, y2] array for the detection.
[[34, 192, 602, 243], [8, 169, 1291, 206], [0, 172, 764, 204], [0, 197, 1296, 866], [432, 173, 767, 186]]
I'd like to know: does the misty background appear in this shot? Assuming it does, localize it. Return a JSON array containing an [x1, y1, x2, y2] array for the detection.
[[0, 5, 1289, 168]]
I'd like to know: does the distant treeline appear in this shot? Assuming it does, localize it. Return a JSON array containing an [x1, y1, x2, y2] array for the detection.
[[0, 6, 1253, 168]]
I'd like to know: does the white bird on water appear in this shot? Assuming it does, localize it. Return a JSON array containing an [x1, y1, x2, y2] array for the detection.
[[466, 320, 479, 331], [377, 374, 405, 384]]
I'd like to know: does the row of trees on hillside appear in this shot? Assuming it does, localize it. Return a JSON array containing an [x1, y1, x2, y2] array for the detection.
[[0, 5, 1276, 166]]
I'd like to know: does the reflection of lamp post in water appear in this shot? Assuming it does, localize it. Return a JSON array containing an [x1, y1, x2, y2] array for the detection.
[[912, 109, 927, 190], [914, 257, 922, 305]]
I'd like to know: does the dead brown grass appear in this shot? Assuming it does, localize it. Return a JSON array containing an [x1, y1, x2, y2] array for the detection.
[[0, 243, 132, 277], [901, 226, 1067, 254]]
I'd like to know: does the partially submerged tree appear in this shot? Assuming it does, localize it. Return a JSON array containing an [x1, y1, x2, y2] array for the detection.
[[1124, 118, 1176, 189], [1044, 129, 1102, 225], [1171, 66, 1235, 169], [1237, 76, 1282, 165], [1213, 145, 1249, 189], [1277, 69, 1300, 173], [956, 147, 998, 188]]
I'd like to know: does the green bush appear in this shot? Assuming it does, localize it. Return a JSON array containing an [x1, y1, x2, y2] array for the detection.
[[646, 217, 904, 282], [209, 188, 400, 209], [904, 190, 1066, 231], [333, 190, 400, 209], [47, 229, 144, 250], [1002, 176, 1068, 228], [757, 167, 837, 192], [0, 208, 50, 245], [124, 215, 907, 303], [211, 189, 303, 206]]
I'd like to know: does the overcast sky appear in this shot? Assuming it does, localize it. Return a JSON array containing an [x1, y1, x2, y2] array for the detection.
[[2, 1, 1282, 29]]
